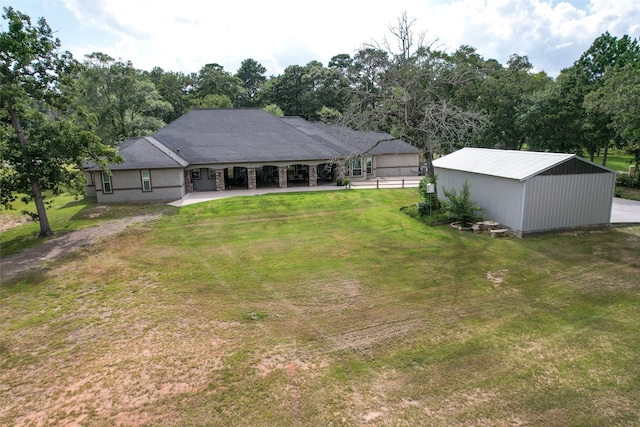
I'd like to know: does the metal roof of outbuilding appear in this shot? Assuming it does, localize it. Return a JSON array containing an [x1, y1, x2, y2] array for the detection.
[[432, 147, 615, 181]]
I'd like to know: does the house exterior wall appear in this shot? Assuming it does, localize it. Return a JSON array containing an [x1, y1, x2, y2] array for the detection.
[[435, 168, 525, 230], [373, 153, 419, 177], [84, 171, 97, 198], [95, 168, 185, 203], [522, 173, 615, 234]]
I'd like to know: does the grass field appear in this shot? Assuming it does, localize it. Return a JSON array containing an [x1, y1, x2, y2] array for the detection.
[[1, 189, 639, 426]]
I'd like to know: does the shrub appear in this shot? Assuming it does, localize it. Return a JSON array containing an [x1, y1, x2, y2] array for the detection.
[[616, 173, 639, 188], [442, 180, 483, 227]]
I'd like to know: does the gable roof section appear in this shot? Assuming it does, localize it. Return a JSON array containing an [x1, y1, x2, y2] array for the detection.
[[152, 109, 346, 164], [88, 136, 188, 171], [308, 122, 421, 156], [278, 117, 356, 156], [432, 148, 615, 181], [280, 117, 420, 156]]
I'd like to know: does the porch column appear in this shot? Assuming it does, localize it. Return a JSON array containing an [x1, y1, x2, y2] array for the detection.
[[185, 171, 194, 193], [308, 165, 317, 187], [278, 167, 288, 188], [247, 168, 257, 190], [215, 169, 226, 191]]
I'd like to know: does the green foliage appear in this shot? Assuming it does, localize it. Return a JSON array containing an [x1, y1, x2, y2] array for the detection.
[[145, 67, 193, 122], [78, 53, 171, 146], [318, 106, 341, 124], [263, 104, 284, 117], [0, 7, 121, 236], [442, 180, 483, 226], [520, 32, 640, 161], [585, 63, 640, 166], [616, 173, 639, 188], [261, 61, 350, 120], [193, 63, 246, 108], [235, 58, 267, 107], [189, 93, 232, 109]]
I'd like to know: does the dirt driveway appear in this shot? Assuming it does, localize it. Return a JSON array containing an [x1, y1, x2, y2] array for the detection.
[[1, 214, 160, 282]]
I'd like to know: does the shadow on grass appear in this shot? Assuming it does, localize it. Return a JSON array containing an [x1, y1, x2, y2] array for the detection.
[[1, 198, 176, 258]]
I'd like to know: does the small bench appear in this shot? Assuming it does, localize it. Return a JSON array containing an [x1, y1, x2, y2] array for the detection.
[[490, 229, 509, 237]]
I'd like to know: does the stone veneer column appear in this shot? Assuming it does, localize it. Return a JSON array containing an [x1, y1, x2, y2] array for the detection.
[[215, 169, 226, 191], [247, 168, 257, 190], [185, 171, 194, 193], [278, 167, 288, 188], [308, 165, 317, 187]]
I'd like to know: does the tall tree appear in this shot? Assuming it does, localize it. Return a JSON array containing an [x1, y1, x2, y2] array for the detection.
[[468, 53, 552, 150], [78, 53, 171, 146], [193, 63, 245, 108], [262, 60, 350, 120], [343, 13, 485, 206], [0, 8, 120, 236], [545, 32, 640, 162], [235, 58, 266, 107], [585, 63, 640, 167], [145, 66, 193, 122]]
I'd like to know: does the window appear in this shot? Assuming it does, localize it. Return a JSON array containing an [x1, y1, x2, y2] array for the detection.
[[208, 168, 216, 179], [141, 170, 151, 192], [352, 158, 363, 176], [366, 157, 372, 174], [102, 172, 112, 194], [191, 169, 201, 180]]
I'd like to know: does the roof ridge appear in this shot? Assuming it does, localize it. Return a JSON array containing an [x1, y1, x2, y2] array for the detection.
[[143, 136, 189, 167]]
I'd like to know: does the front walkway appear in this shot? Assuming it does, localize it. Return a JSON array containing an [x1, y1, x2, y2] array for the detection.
[[168, 183, 344, 207], [167, 176, 422, 207]]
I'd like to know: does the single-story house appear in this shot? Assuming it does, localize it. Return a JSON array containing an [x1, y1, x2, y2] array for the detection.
[[433, 148, 617, 236], [85, 109, 421, 203]]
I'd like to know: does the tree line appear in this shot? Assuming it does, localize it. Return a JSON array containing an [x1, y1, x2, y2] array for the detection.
[[1, 7, 639, 236]]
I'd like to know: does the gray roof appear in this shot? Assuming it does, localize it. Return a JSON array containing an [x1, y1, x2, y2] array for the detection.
[[91, 109, 420, 170], [308, 122, 421, 156], [87, 136, 188, 171], [152, 109, 345, 164], [433, 147, 615, 181]]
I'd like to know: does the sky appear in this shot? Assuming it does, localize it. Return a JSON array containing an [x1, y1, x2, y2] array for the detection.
[[3, 0, 639, 78]]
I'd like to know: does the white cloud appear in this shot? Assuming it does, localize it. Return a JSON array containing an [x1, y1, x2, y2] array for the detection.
[[57, 0, 639, 76]]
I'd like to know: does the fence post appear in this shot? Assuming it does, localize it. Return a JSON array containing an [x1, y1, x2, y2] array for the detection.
[[376, 179, 379, 189], [402, 178, 405, 188]]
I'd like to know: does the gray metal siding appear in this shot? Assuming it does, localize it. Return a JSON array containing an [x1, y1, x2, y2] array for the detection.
[[522, 174, 615, 232], [435, 168, 524, 230]]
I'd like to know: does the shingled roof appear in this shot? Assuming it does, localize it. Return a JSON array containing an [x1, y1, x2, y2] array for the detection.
[[152, 109, 346, 164], [90, 109, 420, 170], [87, 136, 188, 171]]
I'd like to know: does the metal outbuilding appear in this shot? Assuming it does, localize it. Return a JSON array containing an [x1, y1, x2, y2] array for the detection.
[[432, 148, 617, 236]]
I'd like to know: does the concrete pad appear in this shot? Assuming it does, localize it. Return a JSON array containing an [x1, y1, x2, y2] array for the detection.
[[167, 176, 423, 207], [167, 185, 346, 207], [611, 197, 640, 224]]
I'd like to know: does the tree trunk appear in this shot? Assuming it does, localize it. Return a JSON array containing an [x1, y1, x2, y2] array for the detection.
[[602, 145, 609, 167], [7, 101, 54, 237], [424, 150, 440, 210]]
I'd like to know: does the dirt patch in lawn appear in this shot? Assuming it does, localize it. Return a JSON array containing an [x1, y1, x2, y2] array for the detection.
[[1, 214, 161, 282]]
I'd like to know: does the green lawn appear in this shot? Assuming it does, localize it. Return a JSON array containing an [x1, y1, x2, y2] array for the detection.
[[1, 189, 639, 426], [600, 153, 637, 173], [0, 194, 175, 257]]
